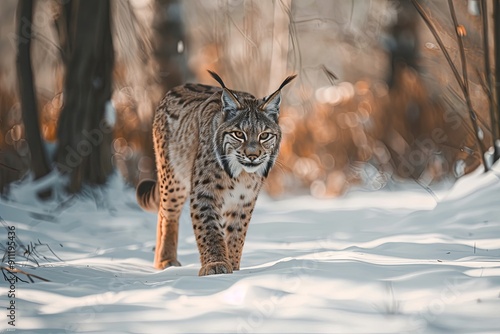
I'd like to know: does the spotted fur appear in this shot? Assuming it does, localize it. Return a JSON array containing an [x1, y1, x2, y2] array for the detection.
[[137, 71, 296, 275]]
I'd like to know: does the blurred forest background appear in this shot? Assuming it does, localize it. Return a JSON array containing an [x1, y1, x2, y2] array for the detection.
[[1, 0, 500, 198]]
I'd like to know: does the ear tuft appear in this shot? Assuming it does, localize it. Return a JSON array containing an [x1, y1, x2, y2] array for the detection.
[[207, 70, 227, 88], [278, 74, 297, 91], [260, 74, 297, 115], [207, 70, 242, 111]]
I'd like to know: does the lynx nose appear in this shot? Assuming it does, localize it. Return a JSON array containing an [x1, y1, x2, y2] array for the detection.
[[245, 147, 261, 161], [247, 154, 258, 161]]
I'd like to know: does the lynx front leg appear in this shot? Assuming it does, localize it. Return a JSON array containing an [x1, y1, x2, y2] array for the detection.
[[190, 194, 233, 276], [223, 205, 254, 271], [190, 159, 235, 276]]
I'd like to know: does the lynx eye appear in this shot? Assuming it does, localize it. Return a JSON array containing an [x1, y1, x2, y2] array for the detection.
[[232, 131, 246, 140], [259, 132, 273, 141]]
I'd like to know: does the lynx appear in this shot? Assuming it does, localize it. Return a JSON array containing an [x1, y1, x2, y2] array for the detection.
[[136, 71, 296, 276]]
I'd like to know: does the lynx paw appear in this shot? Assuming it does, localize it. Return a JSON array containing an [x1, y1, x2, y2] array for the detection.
[[154, 259, 181, 270], [199, 261, 233, 276]]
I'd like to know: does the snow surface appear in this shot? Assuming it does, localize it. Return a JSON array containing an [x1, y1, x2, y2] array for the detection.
[[1, 164, 500, 333]]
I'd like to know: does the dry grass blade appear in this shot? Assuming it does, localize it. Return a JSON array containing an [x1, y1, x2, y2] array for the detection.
[[1, 266, 50, 283]]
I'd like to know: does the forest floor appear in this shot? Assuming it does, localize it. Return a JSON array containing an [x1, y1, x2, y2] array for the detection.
[[1, 164, 500, 333]]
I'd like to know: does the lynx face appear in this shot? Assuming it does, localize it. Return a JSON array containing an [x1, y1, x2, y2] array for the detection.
[[215, 98, 282, 178]]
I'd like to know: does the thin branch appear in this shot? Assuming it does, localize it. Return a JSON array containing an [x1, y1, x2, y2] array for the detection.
[[448, 0, 489, 170], [321, 65, 338, 85], [0, 162, 19, 172], [493, 0, 500, 160], [410, 0, 466, 94], [225, 13, 257, 48], [448, 0, 469, 94], [411, 0, 489, 171], [447, 85, 492, 133]]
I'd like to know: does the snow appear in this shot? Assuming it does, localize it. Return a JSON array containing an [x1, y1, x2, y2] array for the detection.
[[105, 100, 117, 127], [1, 164, 500, 333]]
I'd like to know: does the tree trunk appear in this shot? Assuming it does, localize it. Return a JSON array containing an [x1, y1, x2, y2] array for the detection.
[[16, 0, 51, 182], [153, 0, 186, 92], [53, 0, 73, 66], [481, 0, 499, 162], [386, 0, 419, 88], [55, 0, 114, 192]]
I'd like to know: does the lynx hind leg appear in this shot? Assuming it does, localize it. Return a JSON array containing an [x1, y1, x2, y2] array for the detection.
[[154, 167, 188, 270]]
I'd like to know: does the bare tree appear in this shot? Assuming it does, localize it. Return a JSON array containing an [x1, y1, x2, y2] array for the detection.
[[55, 0, 114, 192], [16, 0, 51, 184]]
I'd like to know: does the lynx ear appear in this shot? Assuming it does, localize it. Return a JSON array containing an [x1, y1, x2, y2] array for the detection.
[[260, 74, 297, 115], [207, 70, 242, 111], [221, 89, 241, 112]]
